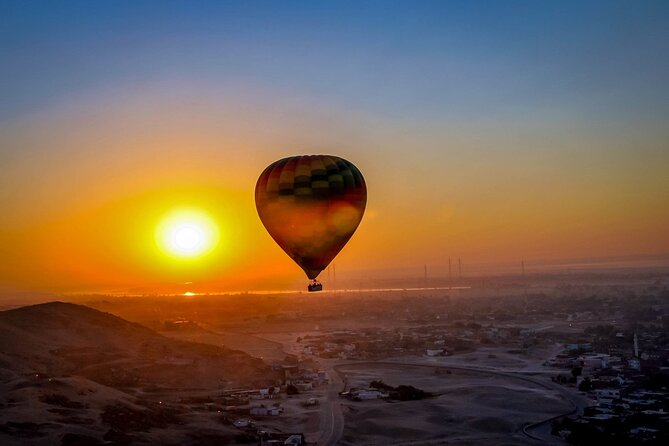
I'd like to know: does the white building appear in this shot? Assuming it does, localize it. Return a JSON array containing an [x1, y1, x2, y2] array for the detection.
[[426, 348, 445, 357], [290, 380, 313, 391], [352, 389, 389, 400]]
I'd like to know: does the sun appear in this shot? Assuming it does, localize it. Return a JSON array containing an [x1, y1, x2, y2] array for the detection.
[[156, 208, 219, 258]]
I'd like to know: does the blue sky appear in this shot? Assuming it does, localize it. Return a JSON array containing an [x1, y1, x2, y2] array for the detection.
[[2, 0, 668, 122]]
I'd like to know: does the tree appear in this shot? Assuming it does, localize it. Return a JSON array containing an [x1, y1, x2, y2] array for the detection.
[[578, 377, 592, 392], [369, 380, 393, 391]]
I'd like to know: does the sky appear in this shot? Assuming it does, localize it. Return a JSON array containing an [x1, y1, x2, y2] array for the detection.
[[1, 0, 668, 294]]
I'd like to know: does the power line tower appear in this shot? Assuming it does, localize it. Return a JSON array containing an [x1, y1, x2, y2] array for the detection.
[[522, 260, 528, 313], [448, 257, 452, 283], [424, 264, 428, 289]]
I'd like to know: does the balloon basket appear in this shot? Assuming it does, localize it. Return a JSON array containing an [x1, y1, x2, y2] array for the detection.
[[308, 281, 323, 292]]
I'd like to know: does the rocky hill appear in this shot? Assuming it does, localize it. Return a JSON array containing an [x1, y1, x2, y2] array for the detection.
[[0, 302, 279, 445]]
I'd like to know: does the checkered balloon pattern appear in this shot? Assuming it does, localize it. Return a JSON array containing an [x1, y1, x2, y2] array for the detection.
[[255, 155, 367, 280]]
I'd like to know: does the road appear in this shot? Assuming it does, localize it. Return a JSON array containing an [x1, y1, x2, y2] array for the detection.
[[251, 334, 346, 446], [318, 361, 346, 446]]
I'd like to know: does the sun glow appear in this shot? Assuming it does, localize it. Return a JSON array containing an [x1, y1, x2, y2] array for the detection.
[[156, 208, 219, 258]]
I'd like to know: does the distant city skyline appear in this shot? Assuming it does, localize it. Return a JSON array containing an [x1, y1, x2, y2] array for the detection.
[[1, 1, 668, 293]]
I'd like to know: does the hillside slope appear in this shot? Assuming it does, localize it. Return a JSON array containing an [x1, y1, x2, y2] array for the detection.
[[0, 302, 278, 445]]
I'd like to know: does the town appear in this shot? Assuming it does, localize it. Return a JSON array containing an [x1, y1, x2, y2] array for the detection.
[[85, 271, 668, 445], [1, 271, 668, 445]]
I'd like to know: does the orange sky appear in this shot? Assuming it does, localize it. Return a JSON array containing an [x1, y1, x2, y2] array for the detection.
[[2, 2, 669, 294], [1, 83, 667, 294]]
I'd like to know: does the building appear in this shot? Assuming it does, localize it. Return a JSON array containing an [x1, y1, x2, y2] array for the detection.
[[351, 389, 389, 400], [579, 354, 610, 370], [595, 388, 621, 400], [292, 380, 313, 391], [250, 405, 283, 416], [426, 348, 446, 357], [259, 433, 305, 446]]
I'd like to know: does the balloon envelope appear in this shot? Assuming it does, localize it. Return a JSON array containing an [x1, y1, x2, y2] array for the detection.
[[255, 155, 366, 279]]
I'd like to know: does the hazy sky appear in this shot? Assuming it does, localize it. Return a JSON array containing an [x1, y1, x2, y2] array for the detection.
[[1, 1, 668, 293]]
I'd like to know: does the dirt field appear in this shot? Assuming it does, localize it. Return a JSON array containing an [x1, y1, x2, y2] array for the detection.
[[336, 362, 569, 445]]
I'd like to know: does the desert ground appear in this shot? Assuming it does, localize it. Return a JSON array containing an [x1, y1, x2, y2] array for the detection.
[[0, 302, 278, 445], [4, 285, 635, 445], [246, 331, 587, 446], [335, 362, 569, 445]]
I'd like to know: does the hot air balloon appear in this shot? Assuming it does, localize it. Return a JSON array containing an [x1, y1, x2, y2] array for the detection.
[[255, 155, 367, 292]]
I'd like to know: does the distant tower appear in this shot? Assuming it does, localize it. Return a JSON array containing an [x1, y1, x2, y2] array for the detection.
[[522, 260, 528, 313], [448, 257, 452, 281], [458, 257, 462, 280], [634, 332, 639, 358], [424, 264, 428, 289]]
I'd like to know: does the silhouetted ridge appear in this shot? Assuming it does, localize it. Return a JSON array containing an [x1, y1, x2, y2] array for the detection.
[[0, 301, 155, 335], [0, 302, 278, 445], [0, 301, 275, 391]]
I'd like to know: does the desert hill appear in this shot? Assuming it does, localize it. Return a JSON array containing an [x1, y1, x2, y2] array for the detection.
[[0, 302, 279, 445], [0, 301, 273, 387]]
